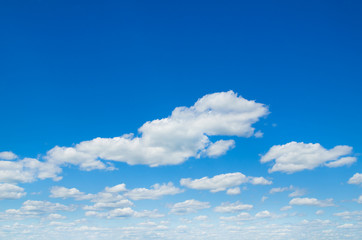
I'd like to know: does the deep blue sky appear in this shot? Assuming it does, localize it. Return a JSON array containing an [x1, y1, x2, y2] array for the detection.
[[1, 0, 361, 157]]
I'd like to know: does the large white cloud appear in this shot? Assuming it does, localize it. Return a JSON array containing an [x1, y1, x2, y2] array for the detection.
[[0, 183, 26, 200], [260, 142, 356, 173], [0, 91, 268, 183], [348, 173, 362, 185], [45, 91, 268, 170], [180, 172, 271, 193]]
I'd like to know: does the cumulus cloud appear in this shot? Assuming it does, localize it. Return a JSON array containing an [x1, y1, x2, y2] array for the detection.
[[50, 186, 94, 200], [0, 158, 61, 183], [45, 91, 268, 170], [124, 182, 183, 200], [348, 173, 362, 185], [180, 172, 271, 193], [214, 201, 253, 213], [260, 142, 356, 173], [169, 199, 210, 215], [0, 151, 17, 160], [226, 187, 240, 195], [289, 198, 334, 207], [0, 183, 26, 200]]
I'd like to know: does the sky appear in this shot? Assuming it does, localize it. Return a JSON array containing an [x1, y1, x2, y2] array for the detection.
[[0, 0, 361, 239]]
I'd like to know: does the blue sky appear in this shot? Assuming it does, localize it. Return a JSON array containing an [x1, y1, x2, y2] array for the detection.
[[0, 1, 361, 239]]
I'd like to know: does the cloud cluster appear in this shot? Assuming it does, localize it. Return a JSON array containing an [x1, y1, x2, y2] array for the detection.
[[261, 142, 356, 173], [180, 172, 271, 193]]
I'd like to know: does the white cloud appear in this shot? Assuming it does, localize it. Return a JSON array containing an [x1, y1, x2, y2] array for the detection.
[[289, 198, 334, 207], [337, 223, 354, 229], [50, 186, 94, 200], [204, 140, 235, 157], [105, 184, 127, 193], [214, 201, 253, 213], [260, 142, 356, 173], [280, 206, 292, 211], [334, 210, 362, 220], [269, 186, 292, 194], [194, 215, 208, 221], [45, 91, 268, 170], [348, 173, 362, 185], [169, 199, 210, 215], [255, 210, 272, 218], [289, 189, 306, 197], [226, 187, 240, 195], [315, 210, 324, 215], [47, 213, 66, 220], [220, 212, 252, 221], [248, 176, 272, 185], [180, 172, 247, 193], [0, 183, 26, 200], [0, 158, 61, 183], [357, 195, 362, 204], [0, 151, 17, 160], [2, 200, 75, 219], [124, 182, 183, 200], [180, 172, 270, 193]]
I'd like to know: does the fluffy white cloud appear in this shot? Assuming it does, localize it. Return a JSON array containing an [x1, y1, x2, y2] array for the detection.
[[124, 182, 183, 200], [204, 140, 235, 157], [0, 183, 26, 200], [220, 212, 252, 221], [50, 186, 94, 200], [45, 91, 268, 170], [0, 158, 61, 183], [0, 151, 17, 160], [214, 201, 253, 213], [348, 173, 362, 185], [260, 142, 356, 173], [255, 210, 272, 218], [105, 184, 127, 193], [269, 186, 292, 194], [180, 172, 271, 193], [289, 197, 334, 207], [169, 199, 210, 215], [357, 195, 362, 204], [248, 176, 272, 185], [226, 187, 240, 195]]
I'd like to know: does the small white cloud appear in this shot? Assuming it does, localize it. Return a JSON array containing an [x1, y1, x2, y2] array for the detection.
[[0, 151, 17, 160], [337, 223, 354, 229], [255, 210, 272, 218], [289, 189, 306, 197], [280, 206, 292, 211], [226, 187, 240, 195], [248, 176, 272, 185], [348, 173, 362, 185], [261, 142, 356, 173], [315, 210, 324, 215], [104, 184, 127, 193], [289, 197, 334, 207], [269, 186, 292, 194], [169, 199, 210, 215], [214, 201, 253, 213], [205, 140, 235, 158], [124, 182, 183, 200], [194, 215, 208, 221], [50, 186, 94, 200], [0, 183, 26, 200]]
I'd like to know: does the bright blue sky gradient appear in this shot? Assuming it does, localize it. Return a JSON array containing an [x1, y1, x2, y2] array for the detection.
[[0, 1, 361, 239]]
